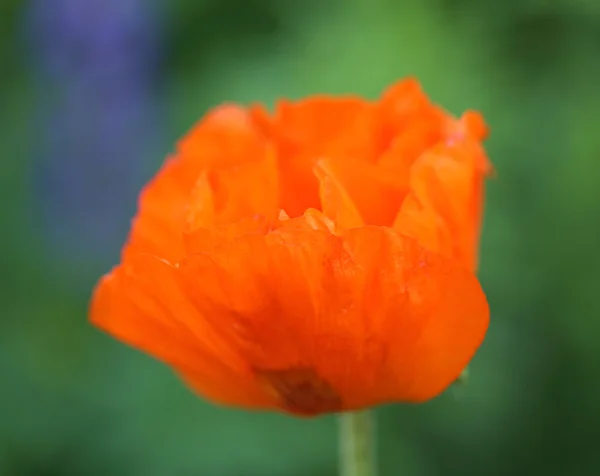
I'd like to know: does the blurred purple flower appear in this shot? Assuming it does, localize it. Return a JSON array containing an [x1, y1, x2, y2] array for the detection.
[[27, 0, 164, 272]]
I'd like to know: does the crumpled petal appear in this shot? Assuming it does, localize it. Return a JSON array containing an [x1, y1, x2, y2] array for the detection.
[[251, 97, 380, 217], [123, 104, 271, 263], [91, 255, 270, 407], [168, 213, 489, 414], [396, 138, 488, 270]]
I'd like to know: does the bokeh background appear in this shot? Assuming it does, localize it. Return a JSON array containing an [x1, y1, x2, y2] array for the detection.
[[2, 0, 600, 475]]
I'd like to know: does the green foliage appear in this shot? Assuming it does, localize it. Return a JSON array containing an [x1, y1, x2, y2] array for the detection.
[[2, 0, 600, 474]]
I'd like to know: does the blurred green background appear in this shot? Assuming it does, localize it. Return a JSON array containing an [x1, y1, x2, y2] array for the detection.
[[2, 0, 600, 475]]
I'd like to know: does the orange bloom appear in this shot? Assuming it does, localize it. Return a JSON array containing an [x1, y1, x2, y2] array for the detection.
[[90, 78, 492, 416]]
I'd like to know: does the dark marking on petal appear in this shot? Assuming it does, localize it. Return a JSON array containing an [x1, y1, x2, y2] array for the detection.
[[256, 367, 342, 416]]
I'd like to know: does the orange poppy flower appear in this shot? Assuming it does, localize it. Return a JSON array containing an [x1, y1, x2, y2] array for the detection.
[[90, 78, 492, 416]]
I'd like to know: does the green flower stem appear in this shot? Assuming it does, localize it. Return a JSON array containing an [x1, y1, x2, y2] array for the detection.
[[339, 411, 377, 476]]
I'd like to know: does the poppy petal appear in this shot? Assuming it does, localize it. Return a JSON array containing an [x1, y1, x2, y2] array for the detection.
[[90, 254, 269, 407], [378, 78, 446, 146], [339, 226, 489, 404], [123, 104, 270, 263], [123, 156, 196, 262], [259, 97, 378, 217], [176, 216, 352, 414], [393, 192, 454, 258], [315, 157, 407, 227], [404, 139, 487, 270], [174, 217, 488, 413], [177, 104, 268, 169], [202, 145, 279, 226]]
